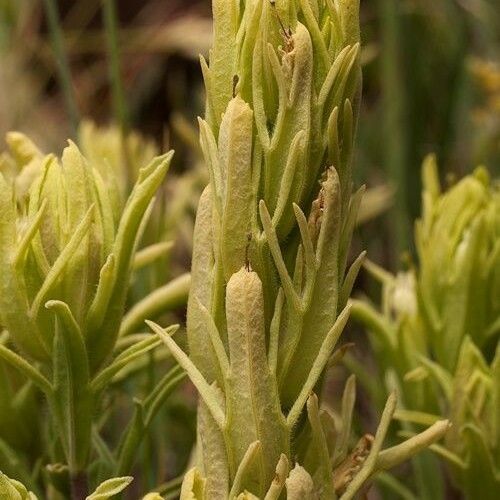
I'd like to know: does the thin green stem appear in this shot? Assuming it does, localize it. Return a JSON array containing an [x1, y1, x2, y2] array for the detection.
[[42, 0, 80, 133], [379, 0, 409, 256], [102, 0, 129, 131]]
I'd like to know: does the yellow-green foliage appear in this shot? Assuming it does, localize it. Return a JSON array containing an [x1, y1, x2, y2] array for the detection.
[[353, 158, 500, 499]]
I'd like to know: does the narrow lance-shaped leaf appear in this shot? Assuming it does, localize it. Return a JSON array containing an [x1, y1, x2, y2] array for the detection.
[[88, 152, 173, 370], [219, 96, 254, 281], [280, 168, 342, 408], [307, 393, 336, 499], [225, 268, 289, 493], [48, 300, 93, 472], [187, 186, 221, 383], [148, 320, 226, 429], [0, 174, 48, 358], [197, 383, 230, 499]]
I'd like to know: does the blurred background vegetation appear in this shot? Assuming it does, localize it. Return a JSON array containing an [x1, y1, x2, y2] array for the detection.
[[2, 0, 498, 266], [0, 0, 499, 498]]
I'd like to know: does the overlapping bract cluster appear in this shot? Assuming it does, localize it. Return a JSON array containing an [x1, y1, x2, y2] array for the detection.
[[442, 340, 500, 498], [147, 1, 449, 498], [417, 156, 500, 369], [193, 0, 363, 412], [189, 0, 365, 493], [0, 133, 173, 476], [353, 159, 500, 499], [0, 134, 171, 367]]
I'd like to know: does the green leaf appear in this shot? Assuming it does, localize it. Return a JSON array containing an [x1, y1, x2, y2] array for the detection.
[[229, 441, 262, 499], [259, 200, 301, 311], [374, 472, 417, 500], [85, 476, 133, 500], [31, 204, 95, 318], [375, 420, 450, 472], [147, 320, 226, 429], [186, 186, 221, 384], [268, 288, 284, 374], [209, 0, 239, 131], [0, 471, 26, 500], [133, 241, 174, 270], [460, 424, 500, 499], [282, 168, 343, 408], [225, 269, 289, 490], [119, 273, 191, 337], [307, 393, 335, 499], [46, 300, 89, 388], [197, 383, 230, 498], [199, 120, 223, 214], [13, 199, 47, 268], [180, 468, 206, 500], [339, 251, 366, 310], [50, 305, 93, 471], [298, 0, 330, 81], [85, 253, 116, 334], [0, 174, 49, 358], [271, 133, 306, 229], [143, 365, 185, 425], [417, 355, 453, 400], [193, 297, 229, 377], [115, 400, 145, 476], [333, 375, 356, 466], [340, 392, 397, 500], [263, 454, 289, 500], [92, 427, 117, 471], [91, 332, 164, 392], [266, 23, 314, 236], [116, 366, 185, 475], [88, 152, 173, 370], [0, 343, 52, 394], [287, 305, 351, 429], [219, 96, 254, 280]]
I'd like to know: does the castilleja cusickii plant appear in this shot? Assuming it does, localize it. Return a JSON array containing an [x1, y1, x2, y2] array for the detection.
[[148, 1, 450, 498], [351, 160, 500, 499], [0, 132, 189, 496]]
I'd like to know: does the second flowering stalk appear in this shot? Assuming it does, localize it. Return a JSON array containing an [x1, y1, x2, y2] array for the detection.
[[150, 1, 449, 498]]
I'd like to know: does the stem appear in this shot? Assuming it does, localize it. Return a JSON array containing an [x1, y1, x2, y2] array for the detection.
[[102, 0, 129, 131], [102, 0, 134, 192], [70, 471, 88, 500], [42, 0, 80, 134], [379, 0, 409, 255]]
